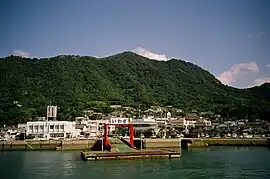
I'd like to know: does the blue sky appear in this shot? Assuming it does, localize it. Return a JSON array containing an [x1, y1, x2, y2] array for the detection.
[[0, 0, 269, 88]]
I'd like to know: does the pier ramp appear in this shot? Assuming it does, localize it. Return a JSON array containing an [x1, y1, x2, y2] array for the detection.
[[109, 138, 136, 152]]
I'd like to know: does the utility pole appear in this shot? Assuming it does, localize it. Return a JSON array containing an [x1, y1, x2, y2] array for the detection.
[[46, 109, 49, 140], [140, 133, 143, 151], [138, 104, 141, 117], [179, 136, 182, 156], [101, 134, 104, 152], [24, 129, 26, 140]]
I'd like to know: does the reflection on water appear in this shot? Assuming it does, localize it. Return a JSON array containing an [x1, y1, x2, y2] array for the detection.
[[0, 147, 270, 179]]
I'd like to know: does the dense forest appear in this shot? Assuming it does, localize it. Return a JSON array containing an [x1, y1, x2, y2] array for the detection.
[[0, 52, 270, 125]]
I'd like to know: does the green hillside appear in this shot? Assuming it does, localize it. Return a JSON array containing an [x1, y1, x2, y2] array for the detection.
[[0, 52, 269, 125]]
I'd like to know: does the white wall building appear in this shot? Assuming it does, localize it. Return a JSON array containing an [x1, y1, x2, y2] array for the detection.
[[75, 120, 100, 139], [184, 119, 197, 127], [18, 123, 27, 132], [155, 117, 169, 125], [26, 121, 78, 139], [131, 117, 159, 134]]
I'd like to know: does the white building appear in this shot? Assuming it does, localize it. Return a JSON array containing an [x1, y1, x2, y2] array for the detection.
[[26, 121, 78, 139], [195, 119, 212, 127], [170, 117, 185, 127], [170, 117, 211, 132], [5, 128, 19, 139], [87, 122, 99, 137], [131, 117, 159, 134], [75, 119, 100, 139], [18, 123, 27, 133], [99, 119, 115, 134]]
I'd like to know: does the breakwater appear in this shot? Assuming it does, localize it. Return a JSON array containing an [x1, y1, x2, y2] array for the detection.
[[1, 138, 269, 151]]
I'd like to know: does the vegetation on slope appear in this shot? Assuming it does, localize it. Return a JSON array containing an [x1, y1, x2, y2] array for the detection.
[[0, 52, 269, 125]]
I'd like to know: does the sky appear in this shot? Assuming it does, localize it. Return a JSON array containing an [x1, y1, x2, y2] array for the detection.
[[0, 0, 270, 88]]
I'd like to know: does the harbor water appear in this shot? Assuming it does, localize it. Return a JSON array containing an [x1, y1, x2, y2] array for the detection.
[[0, 147, 270, 179]]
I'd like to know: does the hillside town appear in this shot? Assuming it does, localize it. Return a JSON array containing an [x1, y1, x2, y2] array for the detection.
[[1, 105, 270, 141]]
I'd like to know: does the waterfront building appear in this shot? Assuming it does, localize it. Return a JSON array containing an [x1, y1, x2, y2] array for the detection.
[[18, 123, 27, 132], [131, 116, 159, 134], [98, 119, 115, 134], [4, 127, 19, 139], [170, 117, 185, 127], [75, 122, 99, 139], [155, 117, 168, 127], [26, 121, 78, 139], [75, 117, 99, 138], [184, 113, 199, 127]]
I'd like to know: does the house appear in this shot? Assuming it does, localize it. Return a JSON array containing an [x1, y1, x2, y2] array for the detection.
[[18, 123, 27, 133], [5, 127, 19, 139], [195, 119, 212, 127], [216, 124, 228, 129], [110, 105, 122, 109], [170, 117, 185, 127]]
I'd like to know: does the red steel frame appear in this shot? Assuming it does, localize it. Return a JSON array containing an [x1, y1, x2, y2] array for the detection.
[[104, 123, 135, 148]]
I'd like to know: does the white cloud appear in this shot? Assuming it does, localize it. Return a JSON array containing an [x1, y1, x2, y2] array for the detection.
[[266, 64, 270, 68], [133, 47, 169, 61], [254, 76, 270, 86], [217, 62, 259, 85], [11, 50, 30, 58]]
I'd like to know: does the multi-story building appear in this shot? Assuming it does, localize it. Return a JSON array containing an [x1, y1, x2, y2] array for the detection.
[[170, 117, 185, 127], [26, 121, 78, 139], [131, 117, 159, 134]]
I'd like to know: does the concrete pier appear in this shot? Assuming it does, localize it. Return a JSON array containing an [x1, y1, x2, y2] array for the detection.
[[81, 149, 181, 161]]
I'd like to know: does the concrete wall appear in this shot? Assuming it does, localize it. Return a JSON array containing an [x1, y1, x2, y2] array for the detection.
[[145, 139, 180, 148], [144, 138, 269, 149], [0, 140, 96, 151], [199, 138, 268, 147], [1, 138, 268, 151]]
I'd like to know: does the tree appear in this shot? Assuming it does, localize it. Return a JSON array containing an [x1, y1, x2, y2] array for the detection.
[[143, 129, 155, 138]]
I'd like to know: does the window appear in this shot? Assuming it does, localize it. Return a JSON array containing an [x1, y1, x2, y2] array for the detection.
[[60, 125, 64, 130], [50, 125, 54, 130], [58, 133, 64, 137], [29, 125, 33, 131]]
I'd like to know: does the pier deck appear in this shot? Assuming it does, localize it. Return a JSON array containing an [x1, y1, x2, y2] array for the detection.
[[81, 149, 180, 161]]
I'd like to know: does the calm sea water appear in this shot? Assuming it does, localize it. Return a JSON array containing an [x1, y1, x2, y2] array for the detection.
[[0, 147, 270, 179]]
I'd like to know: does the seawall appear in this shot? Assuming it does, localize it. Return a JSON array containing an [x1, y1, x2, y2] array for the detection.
[[0, 140, 95, 151], [1, 138, 269, 151], [145, 138, 269, 149]]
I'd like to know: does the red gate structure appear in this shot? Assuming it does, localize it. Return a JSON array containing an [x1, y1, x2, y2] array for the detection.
[[104, 123, 135, 149]]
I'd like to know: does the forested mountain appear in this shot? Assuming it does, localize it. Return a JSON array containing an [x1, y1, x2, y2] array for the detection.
[[0, 52, 269, 125]]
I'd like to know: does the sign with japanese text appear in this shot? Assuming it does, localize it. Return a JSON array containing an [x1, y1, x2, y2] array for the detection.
[[109, 118, 129, 125]]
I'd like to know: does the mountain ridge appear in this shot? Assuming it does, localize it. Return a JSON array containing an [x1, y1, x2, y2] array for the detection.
[[0, 52, 269, 124], [4, 51, 268, 89]]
